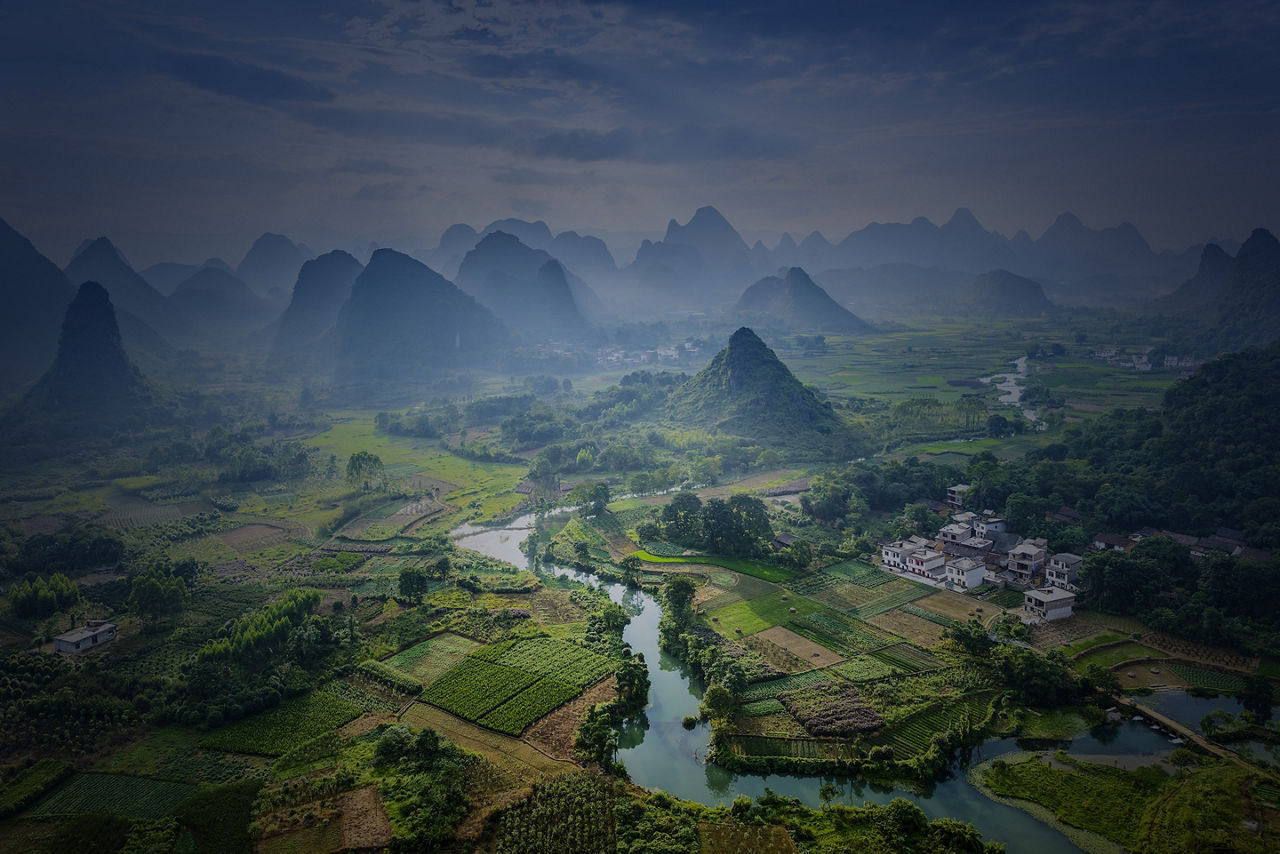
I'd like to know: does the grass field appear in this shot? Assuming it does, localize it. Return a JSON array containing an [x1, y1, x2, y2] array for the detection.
[[707, 592, 823, 636], [1074, 643, 1169, 671], [385, 632, 481, 685], [631, 550, 793, 583]]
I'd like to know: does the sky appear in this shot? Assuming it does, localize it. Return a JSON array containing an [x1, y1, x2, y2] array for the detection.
[[1, 0, 1277, 267]]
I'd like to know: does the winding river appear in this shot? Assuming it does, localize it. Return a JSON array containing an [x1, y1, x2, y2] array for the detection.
[[453, 513, 1178, 852]]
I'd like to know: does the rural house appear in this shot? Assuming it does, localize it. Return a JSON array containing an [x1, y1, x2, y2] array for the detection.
[[54, 620, 117, 654], [1047, 553, 1083, 589], [1023, 587, 1076, 622]]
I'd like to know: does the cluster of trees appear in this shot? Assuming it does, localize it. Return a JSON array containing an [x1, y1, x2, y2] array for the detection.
[[203, 424, 318, 483], [129, 565, 190, 625], [1, 520, 124, 578], [641, 492, 773, 558], [195, 589, 322, 663], [9, 572, 79, 618], [345, 450, 387, 492], [1080, 536, 1280, 654]]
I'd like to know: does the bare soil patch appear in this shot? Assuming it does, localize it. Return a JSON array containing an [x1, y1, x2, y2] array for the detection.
[[868, 609, 945, 646], [915, 591, 983, 621], [400, 702, 574, 784], [755, 625, 844, 668], [218, 523, 289, 553], [73, 568, 127, 587], [699, 822, 799, 853], [523, 677, 617, 761], [338, 712, 395, 740], [339, 785, 393, 851]]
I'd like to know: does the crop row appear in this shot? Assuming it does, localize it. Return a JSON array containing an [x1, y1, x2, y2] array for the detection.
[[740, 698, 786, 717], [32, 774, 195, 819], [985, 588, 1026, 609], [872, 692, 995, 757], [791, 611, 894, 654], [739, 670, 832, 703], [784, 572, 842, 595], [0, 760, 74, 819], [850, 584, 932, 619], [825, 561, 895, 588], [318, 679, 397, 713], [488, 638, 613, 690], [830, 655, 904, 682], [898, 603, 956, 628], [423, 659, 537, 720], [478, 677, 580, 735], [724, 735, 854, 761], [200, 692, 361, 756], [869, 643, 942, 673], [357, 659, 423, 695], [1166, 663, 1247, 693]]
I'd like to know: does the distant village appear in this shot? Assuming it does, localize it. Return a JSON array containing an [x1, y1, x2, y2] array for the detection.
[[878, 482, 1268, 626]]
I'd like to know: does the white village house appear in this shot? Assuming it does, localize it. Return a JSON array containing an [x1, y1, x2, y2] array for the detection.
[[944, 556, 985, 591], [53, 620, 117, 654], [1047, 553, 1083, 589], [1023, 587, 1076, 622]]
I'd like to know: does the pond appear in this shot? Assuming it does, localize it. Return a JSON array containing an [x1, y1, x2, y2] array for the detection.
[[453, 514, 1179, 852]]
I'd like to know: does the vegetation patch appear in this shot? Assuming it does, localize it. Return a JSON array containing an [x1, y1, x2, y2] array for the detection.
[[778, 681, 883, 737], [824, 560, 894, 588], [788, 610, 898, 655], [754, 624, 844, 668], [486, 771, 619, 853], [200, 692, 361, 756], [1074, 643, 1168, 671], [422, 658, 538, 721], [707, 592, 823, 637], [478, 677, 580, 736], [830, 655, 904, 682], [1165, 662, 1247, 693], [867, 642, 942, 673], [32, 773, 195, 819], [385, 632, 481, 685], [739, 670, 833, 703], [0, 759, 74, 818], [982, 755, 1169, 847], [986, 588, 1026, 609], [631, 549, 793, 582]]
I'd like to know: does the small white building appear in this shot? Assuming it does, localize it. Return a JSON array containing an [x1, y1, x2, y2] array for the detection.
[[905, 547, 947, 580], [947, 484, 972, 509], [1008, 540, 1047, 586], [1023, 587, 1076, 622], [1047, 553, 1083, 589], [939, 522, 973, 543], [881, 535, 930, 570], [973, 515, 1007, 538], [54, 621, 117, 654], [945, 556, 985, 590]]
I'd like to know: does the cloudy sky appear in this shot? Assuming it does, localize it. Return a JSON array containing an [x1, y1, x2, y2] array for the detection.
[[2, 0, 1277, 266]]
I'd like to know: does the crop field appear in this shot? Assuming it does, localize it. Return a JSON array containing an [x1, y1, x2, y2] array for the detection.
[[32, 774, 195, 819], [698, 822, 798, 854], [985, 588, 1027, 609], [830, 655, 904, 682], [487, 771, 618, 854], [788, 610, 898, 656], [868, 609, 946, 645], [723, 734, 855, 761], [400, 702, 573, 784], [737, 632, 810, 673], [870, 692, 996, 757], [422, 659, 538, 720], [849, 583, 932, 619], [741, 698, 787, 717], [93, 727, 269, 784], [755, 625, 844, 668], [912, 591, 981, 622], [477, 677, 580, 735], [200, 692, 361, 756], [810, 582, 884, 611], [356, 659, 423, 695], [868, 643, 942, 673], [783, 572, 843, 596], [897, 603, 956, 627], [739, 670, 833, 703], [1060, 632, 1124, 657], [824, 560, 894, 588], [385, 633, 481, 685], [217, 523, 290, 553], [707, 592, 823, 637], [1166, 663, 1247, 693], [1074, 643, 1168, 671], [486, 637, 614, 690]]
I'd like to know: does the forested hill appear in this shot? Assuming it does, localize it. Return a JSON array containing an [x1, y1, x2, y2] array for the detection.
[[1050, 336, 1280, 546]]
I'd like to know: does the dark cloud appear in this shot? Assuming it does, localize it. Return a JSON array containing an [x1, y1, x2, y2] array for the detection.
[[353, 182, 410, 201], [332, 158, 412, 175], [151, 50, 335, 103], [530, 124, 804, 163]]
